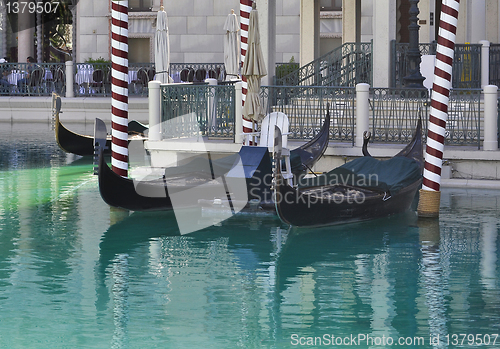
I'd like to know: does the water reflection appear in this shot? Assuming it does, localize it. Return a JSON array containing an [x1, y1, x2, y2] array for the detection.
[[0, 122, 68, 170], [95, 200, 500, 348], [1, 123, 500, 348]]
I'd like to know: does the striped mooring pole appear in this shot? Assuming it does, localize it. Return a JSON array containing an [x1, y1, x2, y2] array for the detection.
[[111, 0, 129, 178], [417, 0, 460, 218], [240, 0, 254, 143]]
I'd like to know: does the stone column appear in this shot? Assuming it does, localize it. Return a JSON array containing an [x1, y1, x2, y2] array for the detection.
[[342, 0, 357, 43], [372, 0, 397, 87], [300, 0, 320, 66], [65, 60, 74, 98], [483, 85, 498, 151], [18, 11, 34, 62], [235, 81, 243, 144], [355, 83, 370, 148], [480, 40, 490, 88], [467, 0, 486, 44], [256, 0, 276, 86], [148, 80, 161, 141]]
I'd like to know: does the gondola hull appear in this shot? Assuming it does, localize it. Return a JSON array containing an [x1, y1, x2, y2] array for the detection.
[[274, 118, 424, 227], [55, 115, 112, 156], [53, 93, 147, 156], [275, 179, 421, 227], [97, 147, 173, 211], [94, 108, 331, 213]]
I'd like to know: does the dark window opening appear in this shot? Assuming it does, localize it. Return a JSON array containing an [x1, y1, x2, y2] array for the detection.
[[129, 0, 152, 12], [320, 0, 342, 11]]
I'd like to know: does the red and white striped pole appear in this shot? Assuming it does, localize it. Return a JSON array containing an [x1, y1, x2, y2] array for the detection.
[[111, 0, 129, 177], [240, 0, 254, 143], [418, 0, 460, 217]]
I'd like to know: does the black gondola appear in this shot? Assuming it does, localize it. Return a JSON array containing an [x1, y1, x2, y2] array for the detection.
[[94, 106, 331, 212], [53, 93, 147, 156], [274, 118, 424, 227]]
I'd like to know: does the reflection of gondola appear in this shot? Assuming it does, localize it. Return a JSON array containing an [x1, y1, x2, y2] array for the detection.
[[275, 211, 419, 293], [96, 211, 284, 309], [95, 108, 331, 212], [274, 118, 424, 227], [52, 93, 147, 156], [98, 211, 283, 272]]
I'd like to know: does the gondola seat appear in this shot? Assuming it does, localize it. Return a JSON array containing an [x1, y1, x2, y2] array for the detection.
[[243, 112, 293, 185]]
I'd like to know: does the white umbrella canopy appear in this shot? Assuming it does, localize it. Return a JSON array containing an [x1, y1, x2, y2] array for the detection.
[[242, 3, 267, 122], [223, 9, 240, 80], [155, 6, 172, 84]]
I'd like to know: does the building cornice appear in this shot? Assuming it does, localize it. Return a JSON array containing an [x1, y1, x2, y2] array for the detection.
[[105, 11, 157, 19]]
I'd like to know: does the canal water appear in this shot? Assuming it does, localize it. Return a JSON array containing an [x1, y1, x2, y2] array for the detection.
[[1, 122, 500, 348]]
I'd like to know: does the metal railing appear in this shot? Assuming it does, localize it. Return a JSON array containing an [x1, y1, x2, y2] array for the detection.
[[0, 62, 65, 96], [156, 83, 482, 147], [0, 62, 226, 97], [160, 83, 235, 139], [260, 85, 356, 143], [370, 88, 430, 143], [392, 42, 481, 89], [371, 87, 481, 147], [453, 44, 481, 88], [74, 63, 112, 97], [489, 44, 500, 87], [498, 97, 500, 148], [446, 89, 481, 148], [275, 42, 372, 87], [169, 63, 226, 83], [74, 62, 158, 97], [259, 85, 481, 146]]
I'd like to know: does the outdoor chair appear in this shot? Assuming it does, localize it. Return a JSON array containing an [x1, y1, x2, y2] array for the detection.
[[147, 68, 155, 81], [208, 69, 218, 80], [242, 111, 293, 185], [51, 68, 65, 94], [45, 66, 56, 91], [195, 68, 206, 82], [104, 69, 111, 95], [89, 69, 104, 94], [28, 68, 44, 96], [132, 69, 148, 94], [180, 68, 195, 82]]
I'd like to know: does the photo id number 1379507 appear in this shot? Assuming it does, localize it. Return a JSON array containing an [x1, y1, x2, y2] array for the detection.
[[6, 1, 60, 14]]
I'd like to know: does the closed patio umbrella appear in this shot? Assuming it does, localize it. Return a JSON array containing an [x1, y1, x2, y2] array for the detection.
[[224, 9, 240, 80], [155, 6, 172, 84], [242, 2, 267, 124]]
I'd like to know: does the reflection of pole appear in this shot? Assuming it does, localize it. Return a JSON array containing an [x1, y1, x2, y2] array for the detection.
[[111, 254, 130, 348], [418, 0, 460, 218], [111, 0, 129, 178], [418, 218, 447, 343], [370, 254, 397, 339], [480, 217, 498, 289]]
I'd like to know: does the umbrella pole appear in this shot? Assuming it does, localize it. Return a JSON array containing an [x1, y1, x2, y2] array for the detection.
[[252, 120, 256, 145]]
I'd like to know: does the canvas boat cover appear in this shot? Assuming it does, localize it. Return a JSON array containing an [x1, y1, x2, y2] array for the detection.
[[298, 156, 422, 194]]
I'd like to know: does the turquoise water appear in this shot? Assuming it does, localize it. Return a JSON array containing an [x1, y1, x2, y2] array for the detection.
[[1, 123, 500, 348]]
